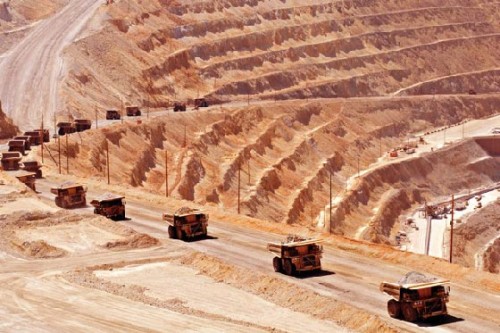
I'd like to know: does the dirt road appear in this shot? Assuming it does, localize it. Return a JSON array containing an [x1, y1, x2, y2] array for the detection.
[[28, 178, 500, 333], [0, 0, 102, 131]]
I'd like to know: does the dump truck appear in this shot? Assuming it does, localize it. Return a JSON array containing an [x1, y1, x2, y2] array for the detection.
[[23, 131, 42, 145], [267, 235, 323, 276], [14, 136, 31, 151], [51, 182, 87, 208], [1, 152, 22, 170], [33, 129, 50, 142], [14, 171, 37, 191], [126, 106, 141, 116], [57, 122, 76, 136], [106, 110, 121, 120], [20, 160, 43, 178], [173, 102, 186, 112], [91, 193, 126, 220], [8, 140, 26, 155], [380, 271, 450, 322], [194, 98, 209, 108], [74, 119, 92, 132], [163, 207, 208, 240]]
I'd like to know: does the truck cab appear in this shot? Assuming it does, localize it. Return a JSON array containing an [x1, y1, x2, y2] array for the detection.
[[163, 207, 208, 240], [267, 235, 323, 276], [91, 193, 126, 220]]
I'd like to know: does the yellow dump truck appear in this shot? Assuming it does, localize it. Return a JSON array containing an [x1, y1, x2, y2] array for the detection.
[[1, 152, 22, 170], [163, 207, 208, 240], [74, 119, 92, 132], [20, 160, 43, 178], [267, 235, 323, 276], [51, 182, 87, 208], [91, 193, 126, 220], [8, 140, 27, 155], [14, 171, 37, 191], [380, 272, 450, 322]]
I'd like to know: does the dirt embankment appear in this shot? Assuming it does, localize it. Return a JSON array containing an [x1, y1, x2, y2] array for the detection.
[[454, 199, 500, 272], [58, 0, 499, 119], [483, 237, 500, 274], [331, 138, 500, 242], [42, 96, 499, 231], [66, 252, 399, 333], [0, 100, 18, 140]]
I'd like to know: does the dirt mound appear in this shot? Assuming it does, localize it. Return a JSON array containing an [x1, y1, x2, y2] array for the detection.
[[16, 240, 67, 259], [0, 100, 18, 140], [0, 210, 159, 258], [103, 233, 160, 250]]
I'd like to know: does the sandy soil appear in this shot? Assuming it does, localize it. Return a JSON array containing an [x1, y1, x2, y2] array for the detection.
[[0, 0, 102, 130], [0, 1, 498, 331]]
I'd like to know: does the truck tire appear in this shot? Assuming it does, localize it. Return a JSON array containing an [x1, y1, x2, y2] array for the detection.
[[387, 300, 402, 319], [176, 229, 184, 240], [168, 226, 176, 239], [402, 303, 418, 322], [273, 257, 282, 272], [283, 259, 295, 276]]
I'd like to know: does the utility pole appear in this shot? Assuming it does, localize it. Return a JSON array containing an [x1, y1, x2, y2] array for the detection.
[[106, 141, 110, 185], [357, 153, 360, 178], [237, 162, 241, 214], [95, 108, 98, 129], [450, 194, 455, 263], [53, 113, 57, 137], [58, 136, 61, 174], [329, 170, 333, 227], [65, 134, 69, 174], [462, 121, 465, 139], [443, 127, 446, 145], [379, 138, 382, 157], [40, 115, 44, 164], [165, 150, 169, 197], [183, 125, 187, 148], [247, 160, 250, 185]]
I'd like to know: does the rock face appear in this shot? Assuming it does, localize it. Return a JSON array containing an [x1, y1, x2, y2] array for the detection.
[[0, 2, 12, 22], [0, 100, 19, 139], [60, 0, 500, 118]]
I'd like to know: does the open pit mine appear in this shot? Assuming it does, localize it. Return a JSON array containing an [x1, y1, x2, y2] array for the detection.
[[0, 0, 499, 332]]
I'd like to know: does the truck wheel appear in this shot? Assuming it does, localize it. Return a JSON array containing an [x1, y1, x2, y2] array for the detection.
[[387, 300, 402, 319], [176, 229, 184, 240], [283, 259, 295, 276], [402, 303, 418, 322], [168, 226, 176, 239], [273, 257, 282, 272]]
